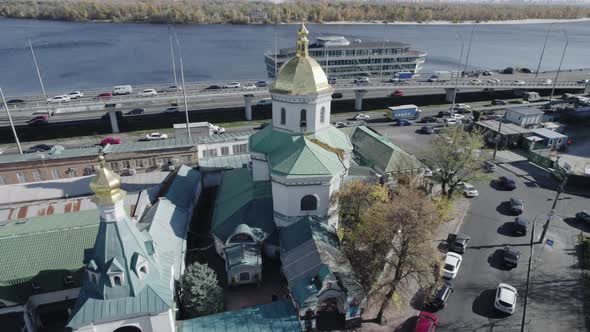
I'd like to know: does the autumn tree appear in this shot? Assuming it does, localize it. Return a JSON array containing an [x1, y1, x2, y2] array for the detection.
[[333, 180, 389, 229], [429, 125, 487, 199]]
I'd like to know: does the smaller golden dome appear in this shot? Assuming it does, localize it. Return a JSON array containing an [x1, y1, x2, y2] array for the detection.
[[90, 155, 125, 205]]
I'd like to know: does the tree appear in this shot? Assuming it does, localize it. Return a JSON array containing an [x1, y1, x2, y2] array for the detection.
[[343, 186, 440, 323], [181, 262, 223, 318], [430, 125, 487, 199], [333, 180, 389, 229]]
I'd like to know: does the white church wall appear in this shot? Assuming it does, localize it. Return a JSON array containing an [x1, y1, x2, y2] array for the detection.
[[251, 156, 270, 182], [271, 181, 330, 218], [271, 94, 332, 133]]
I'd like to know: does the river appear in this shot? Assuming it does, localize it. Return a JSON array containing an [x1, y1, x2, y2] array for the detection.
[[1, 18, 589, 95]]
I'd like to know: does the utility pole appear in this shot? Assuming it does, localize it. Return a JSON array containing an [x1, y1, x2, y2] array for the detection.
[[28, 38, 47, 98], [535, 23, 553, 78], [463, 25, 476, 74], [169, 32, 178, 88], [451, 34, 465, 116], [549, 32, 568, 102], [173, 29, 191, 139], [379, 22, 387, 79], [520, 217, 536, 332], [539, 159, 568, 244], [0, 88, 23, 154]]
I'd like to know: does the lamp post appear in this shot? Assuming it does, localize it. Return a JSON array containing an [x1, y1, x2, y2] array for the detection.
[[463, 25, 476, 74], [172, 29, 191, 139], [169, 31, 178, 88], [549, 31, 568, 102], [28, 38, 47, 98], [492, 112, 505, 161], [450, 33, 465, 116], [535, 23, 553, 78]]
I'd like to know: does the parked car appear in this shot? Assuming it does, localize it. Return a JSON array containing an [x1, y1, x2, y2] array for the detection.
[[26, 144, 53, 153], [223, 82, 241, 89], [244, 83, 257, 90], [205, 85, 222, 90], [576, 210, 590, 223], [421, 126, 435, 135], [100, 137, 121, 146], [444, 118, 460, 126], [95, 92, 113, 100], [491, 99, 507, 105], [498, 176, 517, 190], [447, 233, 470, 254], [138, 88, 158, 97], [256, 80, 268, 87], [513, 217, 528, 236], [509, 197, 524, 215], [494, 283, 518, 314], [577, 79, 590, 84], [542, 79, 553, 85], [471, 79, 482, 85], [451, 113, 465, 121], [126, 108, 145, 115], [483, 160, 497, 173], [209, 123, 226, 134], [424, 168, 433, 177], [442, 252, 462, 280], [425, 282, 454, 311], [354, 77, 370, 84], [47, 95, 70, 103], [353, 113, 370, 121], [257, 98, 272, 106], [68, 91, 84, 99], [163, 107, 179, 113], [514, 80, 526, 86], [438, 110, 451, 118], [503, 246, 520, 268], [391, 89, 404, 97], [486, 79, 500, 84], [395, 119, 412, 126], [420, 116, 437, 123], [462, 182, 479, 197], [6, 99, 25, 105], [331, 92, 343, 99], [145, 132, 168, 140], [163, 85, 182, 92], [414, 311, 439, 332]]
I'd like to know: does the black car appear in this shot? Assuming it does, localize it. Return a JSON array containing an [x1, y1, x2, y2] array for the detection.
[[513, 217, 528, 235], [420, 116, 437, 123], [421, 126, 435, 135], [576, 211, 590, 223], [6, 99, 25, 105], [498, 176, 517, 190], [448, 233, 470, 254], [425, 282, 454, 311], [492, 99, 507, 106], [26, 144, 53, 153], [127, 108, 145, 115], [438, 110, 451, 118], [331, 92, 343, 99], [509, 197, 524, 215], [503, 246, 520, 268], [205, 85, 222, 90], [256, 81, 268, 87]]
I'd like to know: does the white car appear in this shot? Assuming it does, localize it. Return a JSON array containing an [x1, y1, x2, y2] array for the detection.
[[257, 98, 272, 106], [577, 79, 590, 84], [514, 80, 526, 86], [145, 132, 168, 140], [47, 95, 70, 103], [444, 118, 460, 126], [462, 182, 479, 197], [442, 252, 462, 279], [452, 113, 465, 120], [244, 83, 257, 90], [486, 79, 500, 84], [353, 113, 370, 121], [209, 124, 226, 134], [471, 79, 482, 85], [68, 91, 84, 99], [224, 82, 241, 89], [542, 79, 553, 85], [139, 88, 158, 97], [424, 169, 433, 177], [495, 283, 518, 314], [354, 77, 370, 84]]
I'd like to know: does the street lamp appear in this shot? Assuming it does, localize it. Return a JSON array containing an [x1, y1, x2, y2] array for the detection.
[[450, 32, 464, 116], [535, 23, 554, 78], [172, 28, 191, 139], [463, 25, 476, 74], [0, 87, 23, 154], [549, 30, 569, 102]]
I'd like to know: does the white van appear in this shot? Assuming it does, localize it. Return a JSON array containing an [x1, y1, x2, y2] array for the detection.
[[113, 85, 133, 95]]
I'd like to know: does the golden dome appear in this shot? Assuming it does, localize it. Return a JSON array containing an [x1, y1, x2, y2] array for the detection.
[[270, 23, 333, 96], [90, 155, 125, 205]]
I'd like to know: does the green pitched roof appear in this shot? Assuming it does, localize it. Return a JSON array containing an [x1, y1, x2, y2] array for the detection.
[[310, 126, 353, 152], [179, 300, 301, 332], [351, 126, 424, 174]]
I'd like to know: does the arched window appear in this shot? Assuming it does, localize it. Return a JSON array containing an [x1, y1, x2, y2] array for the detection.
[[320, 107, 326, 123], [280, 108, 286, 125], [300, 109, 307, 125], [301, 195, 318, 211], [113, 276, 122, 286], [114, 326, 142, 332]]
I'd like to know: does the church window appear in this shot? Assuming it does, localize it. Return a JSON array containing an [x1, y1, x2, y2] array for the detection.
[[320, 107, 326, 123], [300, 195, 318, 211], [239, 272, 250, 281], [300, 109, 307, 123], [113, 276, 122, 286], [280, 108, 286, 125], [140, 266, 147, 274]]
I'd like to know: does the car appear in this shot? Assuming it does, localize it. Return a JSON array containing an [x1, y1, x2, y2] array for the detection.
[[576, 210, 590, 222], [425, 282, 454, 311], [331, 92, 343, 99], [483, 160, 497, 173], [491, 99, 507, 105], [498, 176, 517, 190], [353, 113, 370, 121], [205, 85, 222, 90], [503, 246, 520, 268], [442, 252, 462, 280], [494, 283, 518, 314], [577, 79, 590, 84], [113, 85, 132, 95], [139, 88, 158, 97], [509, 197, 524, 215], [502, 67, 515, 74], [444, 118, 459, 126], [6, 99, 25, 105], [482, 70, 493, 76], [100, 137, 121, 146], [421, 126, 435, 135], [27, 115, 48, 123], [257, 98, 272, 106], [47, 95, 70, 103], [95, 92, 113, 99], [391, 89, 404, 97], [145, 133, 168, 140], [414, 311, 439, 332], [438, 110, 451, 118], [451, 113, 465, 121], [354, 77, 369, 84], [485, 78, 500, 84], [68, 91, 84, 99], [244, 83, 257, 90], [447, 233, 470, 254], [328, 77, 337, 84], [471, 79, 482, 85], [334, 121, 347, 128], [0, 148, 3, 154], [126, 108, 145, 115], [256, 80, 268, 87], [223, 82, 241, 89], [28, 118, 49, 126], [513, 216, 528, 235], [209, 123, 226, 134], [451, 103, 471, 113], [462, 182, 478, 197], [163, 85, 182, 92], [514, 80, 526, 86], [395, 119, 412, 126], [420, 116, 437, 123], [424, 168, 433, 177], [26, 144, 52, 153], [542, 79, 553, 85], [163, 107, 179, 113]]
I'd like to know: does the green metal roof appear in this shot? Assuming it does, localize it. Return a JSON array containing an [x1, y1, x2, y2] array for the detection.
[[311, 126, 353, 152], [351, 126, 424, 174], [224, 243, 261, 270], [164, 165, 201, 210], [179, 300, 301, 332], [199, 154, 251, 170]]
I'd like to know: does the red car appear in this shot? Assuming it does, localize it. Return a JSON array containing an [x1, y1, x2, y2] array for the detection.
[[95, 92, 113, 100], [414, 311, 438, 332], [100, 137, 121, 146], [27, 115, 48, 123], [391, 89, 405, 97]]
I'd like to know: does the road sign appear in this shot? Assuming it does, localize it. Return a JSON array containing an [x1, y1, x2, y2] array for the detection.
[[546, 239, 554, 246]]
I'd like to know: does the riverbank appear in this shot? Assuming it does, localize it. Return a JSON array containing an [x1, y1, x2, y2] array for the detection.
[[323, 17, 590, 25]]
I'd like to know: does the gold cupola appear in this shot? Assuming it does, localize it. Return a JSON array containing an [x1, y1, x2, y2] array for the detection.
[[90, 155, 125, 205], [270, 22, 333, 96]]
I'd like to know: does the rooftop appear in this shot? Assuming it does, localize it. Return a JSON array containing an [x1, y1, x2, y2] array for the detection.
[[532, 128, 568, 139], [476, 120, 533, 135], [507, 107, 544, 116], [199, 154, 251, 170]]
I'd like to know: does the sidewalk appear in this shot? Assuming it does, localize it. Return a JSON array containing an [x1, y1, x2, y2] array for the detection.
[[360, 198, 470, 331]]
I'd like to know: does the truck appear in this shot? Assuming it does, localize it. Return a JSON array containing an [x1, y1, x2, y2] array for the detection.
[[523, 91, 541, 102], [390, 72, 414, 82], [428, 71, 452, 82], [388, 104, 422, 120]]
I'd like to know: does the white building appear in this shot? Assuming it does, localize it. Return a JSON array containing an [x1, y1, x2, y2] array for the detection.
[[505, 107, 543, 128]]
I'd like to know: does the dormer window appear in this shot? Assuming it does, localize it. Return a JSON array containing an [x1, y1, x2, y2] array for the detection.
[[113, 276, 122, 286], [86, 259, 100, 285], [106, 258, 125, 287], [131, 252, 149, 278]]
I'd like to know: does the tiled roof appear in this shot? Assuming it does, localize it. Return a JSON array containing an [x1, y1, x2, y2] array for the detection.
[[351, 126, 424, 174], [179, 300, 300, 332]]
